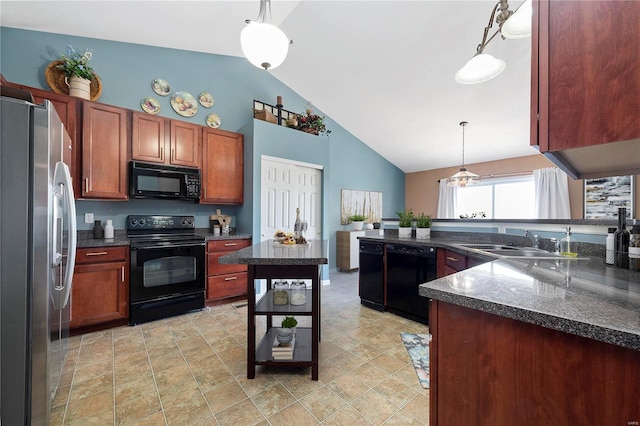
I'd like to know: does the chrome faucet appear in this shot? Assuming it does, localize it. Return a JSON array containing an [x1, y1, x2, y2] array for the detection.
[[524, 229, 539, 249]]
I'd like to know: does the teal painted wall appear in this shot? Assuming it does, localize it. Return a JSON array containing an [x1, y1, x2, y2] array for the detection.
[[0, 27, 405, 271]]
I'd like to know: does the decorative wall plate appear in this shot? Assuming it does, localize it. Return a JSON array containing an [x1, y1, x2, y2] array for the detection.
[[198, 92, 214, 108], [151, 79, 171, 96], [141, 97, 160, 115], [206, 113, 221, 128], [170, 91, 198, 117]]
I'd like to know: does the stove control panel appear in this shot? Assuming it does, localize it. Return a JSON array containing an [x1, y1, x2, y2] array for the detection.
[[127, 215, 195, 231]]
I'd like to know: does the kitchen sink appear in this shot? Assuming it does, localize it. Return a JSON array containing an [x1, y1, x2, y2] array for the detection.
[[455, 243, 588, 260]]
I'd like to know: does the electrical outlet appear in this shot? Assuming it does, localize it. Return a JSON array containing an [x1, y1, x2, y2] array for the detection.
[[498, 226, 506, 234], [84, 213, 94, 223]]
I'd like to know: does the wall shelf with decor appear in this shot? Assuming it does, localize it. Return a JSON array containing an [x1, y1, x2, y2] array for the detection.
[[253, 99, 330, 136]]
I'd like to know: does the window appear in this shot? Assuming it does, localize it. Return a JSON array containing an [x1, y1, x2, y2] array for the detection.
[[456, 175, 535, 219]]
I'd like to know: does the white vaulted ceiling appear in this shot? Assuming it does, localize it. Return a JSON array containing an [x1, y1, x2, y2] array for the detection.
[[1, 0, 538, 173]]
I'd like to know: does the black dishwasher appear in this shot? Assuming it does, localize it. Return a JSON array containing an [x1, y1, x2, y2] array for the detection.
[[386, 244, 436, 324], [359, 241, 385, 311]]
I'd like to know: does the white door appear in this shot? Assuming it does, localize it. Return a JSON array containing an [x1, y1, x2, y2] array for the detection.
[[261, 156, 322, 242]]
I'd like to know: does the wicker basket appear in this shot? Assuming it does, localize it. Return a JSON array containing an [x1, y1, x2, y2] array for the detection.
[[45, 60, 102, 101]]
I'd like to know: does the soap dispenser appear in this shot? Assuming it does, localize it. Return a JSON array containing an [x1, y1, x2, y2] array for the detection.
[[560, 226, 577, 257]]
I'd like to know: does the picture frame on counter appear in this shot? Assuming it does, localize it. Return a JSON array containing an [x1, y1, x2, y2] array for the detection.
[[584, 175, 634, 219]]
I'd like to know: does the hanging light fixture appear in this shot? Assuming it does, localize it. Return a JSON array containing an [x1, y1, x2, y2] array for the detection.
[[455, 0, 532, 84], [241, 0, 292, 70], [447, 121, 480, 187]]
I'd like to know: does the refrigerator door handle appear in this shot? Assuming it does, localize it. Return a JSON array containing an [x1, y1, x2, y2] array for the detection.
[[52, 161, 77, 309]]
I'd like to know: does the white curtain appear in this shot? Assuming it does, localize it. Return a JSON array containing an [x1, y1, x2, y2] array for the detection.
[[534, 167, 571, 218], [437, 179, 458, 218]]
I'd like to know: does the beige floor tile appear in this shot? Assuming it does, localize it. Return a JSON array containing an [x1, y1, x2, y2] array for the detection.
[[114, 358, 152, 385], [67, 408, 114, 425], [163, 393, 213, 425], [267, 402, 319, 425], [115, 374, 157, 405], [153, 362, 192, 388], [350, 363, 389, 389], [148, 348, 184, 374], [319, 340, 346, 360], [236, 373, 279, 397], [276, 369, 325, 399], [402, 392, 430, 423], [186, 353, 224, 376], [214, 398, 265, 426], [203, 381, 248, 413], [72, 359, 113, 383], [250, 383, 296, 417], [194, 367, 235, 393], [384, 409, 426, 425], [51, 385, 70, 409], [128, 411, 167, 426], [328, 350, 365, 373], [369, 352, 408, 375], [49, 404, 65, 426], [322, 405, 373, 426], [114, 393, 162, 425], [299, 386, 346, 421], [373, 375, 420, 408], [64, 389, 113, 423], [325, 372, 370, 402], [157, 376, 201, 409], [351, 389, 399, 425], [81, 330, 112, 346], [70, 372, 113, 400]]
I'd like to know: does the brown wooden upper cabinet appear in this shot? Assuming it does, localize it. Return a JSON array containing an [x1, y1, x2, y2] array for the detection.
[[82, 101, 128, 199], [201, 127, 244, 204], [532, 0, 640, 153], [131, 112, 201, 168]]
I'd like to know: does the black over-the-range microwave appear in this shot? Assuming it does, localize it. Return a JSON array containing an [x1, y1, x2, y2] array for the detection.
[[129, 161, 201, 201]]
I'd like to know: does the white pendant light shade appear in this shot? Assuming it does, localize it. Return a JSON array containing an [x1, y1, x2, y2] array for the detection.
[[241, 22, 290, 70], [447, 168, 480, 187], [501, 0, 532, 39], [455, 53, 506, 84]]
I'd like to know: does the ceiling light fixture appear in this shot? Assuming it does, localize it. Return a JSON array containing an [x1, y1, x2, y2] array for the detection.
[[455, 0, 532, 84], [241, 0, 292, 71], [447, 121, 480, 187]]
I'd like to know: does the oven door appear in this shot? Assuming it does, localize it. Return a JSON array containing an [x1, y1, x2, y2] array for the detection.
[[130, 241, 205, 303]]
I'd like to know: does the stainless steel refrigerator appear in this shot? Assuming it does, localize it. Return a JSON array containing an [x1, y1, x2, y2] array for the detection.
[[1, 94, 77, 425]]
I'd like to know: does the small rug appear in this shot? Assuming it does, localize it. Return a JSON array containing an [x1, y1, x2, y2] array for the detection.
[[400, 332, 431, 389]]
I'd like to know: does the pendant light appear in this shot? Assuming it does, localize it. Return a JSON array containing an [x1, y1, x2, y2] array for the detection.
[[241, 0, 292, 70], [455, 0, 531, 84], [447, 121, 479, 187]]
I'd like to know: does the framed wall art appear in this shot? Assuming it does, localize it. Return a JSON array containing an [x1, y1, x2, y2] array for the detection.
[[340, 189, 382, 224], [584, 175, 634, 219]]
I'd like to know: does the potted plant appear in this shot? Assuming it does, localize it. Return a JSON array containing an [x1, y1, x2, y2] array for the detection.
[[415, 213, 432, 239], [348, 214, 367, 231], [396, 209, 414, 238], [276, 315, 298, 344], [55, 45, 96, 100], [296, 105, 331, 136]]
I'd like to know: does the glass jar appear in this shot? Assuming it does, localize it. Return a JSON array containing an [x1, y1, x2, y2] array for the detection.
[[272, 281, 289, 305], [290, 281, 307, 305]]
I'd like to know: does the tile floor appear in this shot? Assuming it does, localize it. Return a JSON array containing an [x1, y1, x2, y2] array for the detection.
[[51, 271, 430, 425]]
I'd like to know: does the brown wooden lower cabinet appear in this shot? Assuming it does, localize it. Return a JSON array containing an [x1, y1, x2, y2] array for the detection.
[[206, 239, 251, 302], [71, 246, 129, 328], [429, 300, 640, 425]]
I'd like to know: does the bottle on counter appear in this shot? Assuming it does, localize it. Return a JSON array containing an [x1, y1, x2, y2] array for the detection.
[[629, 224, 640, 272], [104, 219, 114, 239], [614, 207, 630, 268], [294, 207, 302, 239], [560, 226, 577, 257], [92, 220, 103, 239], [605, 227, 616, 265]]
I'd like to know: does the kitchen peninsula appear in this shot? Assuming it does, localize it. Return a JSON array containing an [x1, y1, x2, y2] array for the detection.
[[218, 240, 328, 380], [419, 255, 640, 425]]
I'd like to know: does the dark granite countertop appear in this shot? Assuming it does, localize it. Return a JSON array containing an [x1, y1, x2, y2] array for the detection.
[[218, 239, 328, 266], [76, 230, 252, 248]]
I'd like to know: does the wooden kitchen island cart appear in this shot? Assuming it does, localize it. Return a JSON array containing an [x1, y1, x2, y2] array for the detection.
[[218, 240, 328, 380]]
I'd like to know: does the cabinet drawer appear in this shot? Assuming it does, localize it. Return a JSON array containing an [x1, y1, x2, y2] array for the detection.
[[444, 250, 467, 272], [207, 239, 251, 252], [76, 246, 128, 264], [207, 272, 247, 300], [208, 252, 248, 275]]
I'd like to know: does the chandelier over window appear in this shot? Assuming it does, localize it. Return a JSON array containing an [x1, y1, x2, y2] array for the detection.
[[447, 121, 480, 187], [455, 0, 532, 84], [241, 0, 293, 70]]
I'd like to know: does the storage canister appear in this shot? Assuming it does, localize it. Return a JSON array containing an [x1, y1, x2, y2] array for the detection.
[[290, 281, 307, 305], [272, 281, 289, 305]]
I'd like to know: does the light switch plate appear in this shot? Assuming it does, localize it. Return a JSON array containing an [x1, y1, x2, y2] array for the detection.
[[84, 213, 94, 223]]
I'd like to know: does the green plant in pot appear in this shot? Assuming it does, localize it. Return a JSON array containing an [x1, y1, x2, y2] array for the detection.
[[415, 213, 432, 239], [55, 45, 97, 100], [276, 316, 298, 344], [348, 214, 367, 230], [396, 209, 414, 238]]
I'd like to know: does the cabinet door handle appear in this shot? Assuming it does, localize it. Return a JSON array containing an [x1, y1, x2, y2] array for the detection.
[[447, 256, 460, 262], [84, 177, 89, 194], [160, 146, 164, 162], [224, 243, 237, 247], [224, 276, 238, 281], [85, 251, 108, 256], [171, 148, 175, 162], [121, 266, 125, 282]]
